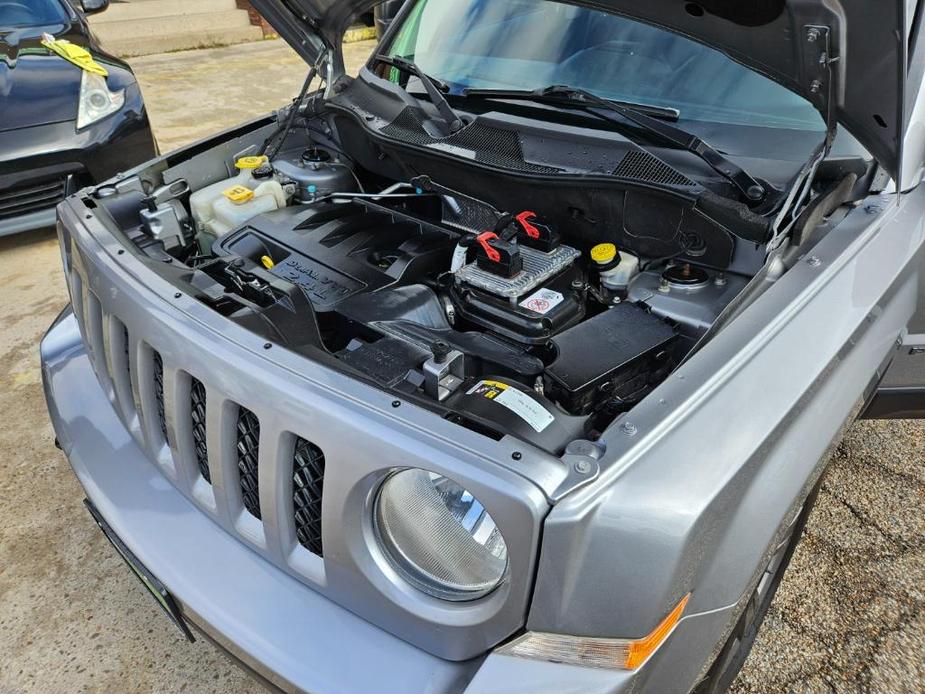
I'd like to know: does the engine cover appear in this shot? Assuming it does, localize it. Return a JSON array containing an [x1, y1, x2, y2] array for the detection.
[[213, 201, 458, 312]]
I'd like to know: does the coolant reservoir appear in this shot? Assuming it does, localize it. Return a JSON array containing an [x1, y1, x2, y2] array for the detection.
[[190, 156, 286, 251], [209, 180, 287, 239]]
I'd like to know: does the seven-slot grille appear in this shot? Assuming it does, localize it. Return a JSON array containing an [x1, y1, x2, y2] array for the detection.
[[0, 176, 69, 221], [67, 261, 326, 557]]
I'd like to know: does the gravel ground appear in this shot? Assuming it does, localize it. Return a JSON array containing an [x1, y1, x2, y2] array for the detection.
[[0, 38, 923, 694]]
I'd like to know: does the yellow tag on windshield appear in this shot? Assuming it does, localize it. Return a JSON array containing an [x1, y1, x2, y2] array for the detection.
[[41, 33, 109, 77]]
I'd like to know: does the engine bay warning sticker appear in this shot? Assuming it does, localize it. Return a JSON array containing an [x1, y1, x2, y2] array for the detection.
[[519, 288, 564, 315], [467, 380, 555, 433]]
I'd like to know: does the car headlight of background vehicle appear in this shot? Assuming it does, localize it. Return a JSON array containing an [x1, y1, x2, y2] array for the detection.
[[374, 469, 509, 601], [77, 71, 125, 130]]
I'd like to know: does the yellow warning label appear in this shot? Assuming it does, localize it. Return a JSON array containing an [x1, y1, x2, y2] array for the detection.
[[466, 380, 555, 433], [469, 380, 510, 400]]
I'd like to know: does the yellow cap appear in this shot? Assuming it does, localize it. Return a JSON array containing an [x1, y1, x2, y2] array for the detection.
[[591, 243, 618, 264], [223, 185, 254, 204], [260, 255, 275, 269], [235, 155, 270, 170]]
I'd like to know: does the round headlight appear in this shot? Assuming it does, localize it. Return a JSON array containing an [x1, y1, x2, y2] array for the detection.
[[374, 469, 509, 601]]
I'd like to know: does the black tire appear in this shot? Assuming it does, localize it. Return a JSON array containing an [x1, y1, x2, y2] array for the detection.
[[692, 480, 823, 694]]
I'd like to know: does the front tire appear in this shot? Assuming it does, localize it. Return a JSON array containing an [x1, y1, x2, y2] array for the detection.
[[692, 480, 823, 693]]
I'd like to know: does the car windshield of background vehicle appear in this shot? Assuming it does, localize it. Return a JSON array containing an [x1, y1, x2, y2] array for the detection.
[[385, 0, 827, 132], [0, 0, 68, 29]]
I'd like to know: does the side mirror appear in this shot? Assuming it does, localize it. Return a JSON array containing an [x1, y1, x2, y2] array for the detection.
[[80, 0, 110, 15]]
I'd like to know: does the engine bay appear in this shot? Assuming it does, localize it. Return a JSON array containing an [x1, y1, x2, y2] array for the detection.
[[89, 101, 792, 455]]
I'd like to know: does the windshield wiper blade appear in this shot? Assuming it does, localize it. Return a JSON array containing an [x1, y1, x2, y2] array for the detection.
[[376, 55, 464, 135], [462, 86, 681, 121], [464, 85, 766, 202]]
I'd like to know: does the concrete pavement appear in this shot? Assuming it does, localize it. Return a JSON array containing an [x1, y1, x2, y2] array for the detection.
[[0, 38, 922, 694]]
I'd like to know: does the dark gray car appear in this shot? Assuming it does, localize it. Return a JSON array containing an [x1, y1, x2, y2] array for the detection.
[[42, 0, 925, 692]]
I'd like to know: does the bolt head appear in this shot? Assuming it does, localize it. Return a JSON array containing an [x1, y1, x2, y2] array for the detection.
[[574, 460, 592, 474], [621, 421, 638, 436]]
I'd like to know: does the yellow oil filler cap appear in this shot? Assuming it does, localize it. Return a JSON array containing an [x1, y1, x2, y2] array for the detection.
[[260, 255, 275, 269], [223, 185, 255, 204], [235, 155, 270, 170], [591, 243, 618, 265]]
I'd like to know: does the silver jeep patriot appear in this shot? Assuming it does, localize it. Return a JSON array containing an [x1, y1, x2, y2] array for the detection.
[[42, 0, 925, 692]]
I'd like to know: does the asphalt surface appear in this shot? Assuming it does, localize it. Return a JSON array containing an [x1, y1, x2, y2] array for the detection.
[[0, 38, 923, 694]]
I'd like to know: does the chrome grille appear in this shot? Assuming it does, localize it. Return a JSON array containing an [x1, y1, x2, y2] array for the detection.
[[293, 438, 325, 557], [236, 407, 261, 519]]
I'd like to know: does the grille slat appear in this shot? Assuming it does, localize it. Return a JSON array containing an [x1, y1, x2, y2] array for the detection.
[[236, 407, 261, 519], [0, 177, 67, 220], [153, 351, 168, 440], [190, 378, 210, 483], [293, 438, 325, 556]]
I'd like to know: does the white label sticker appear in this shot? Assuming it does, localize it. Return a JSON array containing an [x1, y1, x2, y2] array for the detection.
[[467, 380, 555, 433], [519, 288, 565, 315]]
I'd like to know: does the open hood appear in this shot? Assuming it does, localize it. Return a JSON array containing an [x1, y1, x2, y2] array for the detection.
[[251, 0, 907, 181]]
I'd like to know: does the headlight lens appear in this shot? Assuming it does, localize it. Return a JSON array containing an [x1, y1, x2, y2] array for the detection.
[[77, 71, 125, 130], [374, 469, 509, 601]]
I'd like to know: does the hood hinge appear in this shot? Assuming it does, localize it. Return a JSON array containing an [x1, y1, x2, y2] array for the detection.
[[803, 25, 839, 151]]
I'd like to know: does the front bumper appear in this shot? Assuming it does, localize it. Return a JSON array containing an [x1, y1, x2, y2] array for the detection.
[[0, 84, 155, 237], [43, 309, 651, 693]]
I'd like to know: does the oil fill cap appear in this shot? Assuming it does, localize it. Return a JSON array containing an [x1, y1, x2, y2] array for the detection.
[[591, 243, 618, 265], [236, 155, 270, 170]]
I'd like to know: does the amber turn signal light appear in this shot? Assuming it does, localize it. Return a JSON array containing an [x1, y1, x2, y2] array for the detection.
[[498, 594, 691, 670]]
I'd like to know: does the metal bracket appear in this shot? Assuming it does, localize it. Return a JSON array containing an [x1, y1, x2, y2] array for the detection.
[[803, 25, 836, 132], [549, 440, 604, 502], [423, 348, 465, 401]]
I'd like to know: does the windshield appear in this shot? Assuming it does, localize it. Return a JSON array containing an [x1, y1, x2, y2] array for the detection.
[[0, 0, 68, 28], [385, 0, 826, 132]]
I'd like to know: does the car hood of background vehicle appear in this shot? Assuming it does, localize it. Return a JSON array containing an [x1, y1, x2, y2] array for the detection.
[[0, 27, 91, 132], [251, 0, 907, 182]]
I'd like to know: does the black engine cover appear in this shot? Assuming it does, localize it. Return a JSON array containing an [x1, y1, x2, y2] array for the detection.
[[213, 200, 458, 312]]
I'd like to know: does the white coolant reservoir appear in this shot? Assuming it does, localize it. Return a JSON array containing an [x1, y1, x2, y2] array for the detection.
[[189, 156, 286, 251], [209, 180, 287, 238]]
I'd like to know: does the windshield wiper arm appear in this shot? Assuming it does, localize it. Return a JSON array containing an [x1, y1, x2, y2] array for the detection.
[[464, 85, 766, 202], [462, 86, 681, 121], [376, 55, 464, 135]]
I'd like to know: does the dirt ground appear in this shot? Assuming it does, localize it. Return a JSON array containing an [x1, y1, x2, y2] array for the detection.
[[0, 38, 923, 694]]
